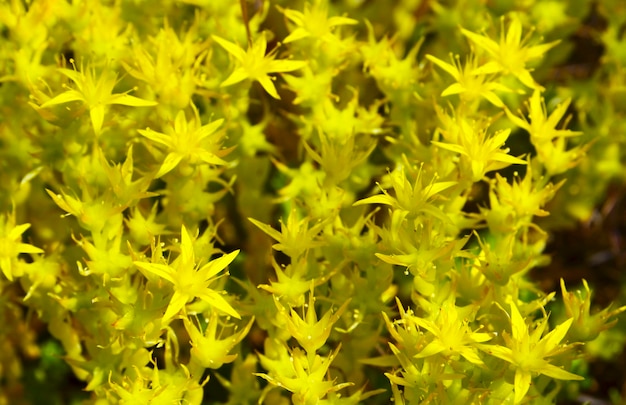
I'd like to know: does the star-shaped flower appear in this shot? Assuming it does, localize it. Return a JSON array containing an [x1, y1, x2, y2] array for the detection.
[[212, 34, 306, 99], [184, 311, 254, 369], [40, 60, 157, 135], [412, 299, 491, 365], [505, 89, 582, 143], [137, 105, 229, 178], [461, 16, 559, 89], [133, 225, 240, 323], [276, 290, 350, 354], [481, 302, 583, 404], [426, 53, 511, 107], [0, 211, 44, 281], [279, 1, 357, 44], [432, 117, 526, 182]]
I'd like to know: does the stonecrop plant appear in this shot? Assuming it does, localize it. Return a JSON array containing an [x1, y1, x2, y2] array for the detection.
[[2, 0, 626, 404]]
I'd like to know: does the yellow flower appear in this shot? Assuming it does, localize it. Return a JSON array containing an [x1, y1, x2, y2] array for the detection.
[[481, 301, 583, 404], [276, 288, 350, 354], [256, 345, 352, 404], [184, 312, 254, 369], [560, 278, 626, 342], [461, 16, 559, 89], [505, 90, 588, 175], [121, 20, 208, 111], [426, 53, 511, 107], [505, 89, 582, 142], [353, 160, 457, 226], [0, 211, 44, 281], [137, 105, 228, 178], [133, 225, 240, 323], [279, 0, 357, 44], [411, 299, 491, 365], [212, 34, 306, 99], [248, 208, 326, 259], [432, 116, 526, 182], [257, 258, 326, 307], [40, 60, 157, 135]]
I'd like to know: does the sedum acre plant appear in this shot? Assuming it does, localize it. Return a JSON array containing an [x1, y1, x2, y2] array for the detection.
[[1, 0, 626, 404]]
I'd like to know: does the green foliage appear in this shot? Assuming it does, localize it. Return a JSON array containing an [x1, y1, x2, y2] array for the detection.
[[1, 0, 626, 404]]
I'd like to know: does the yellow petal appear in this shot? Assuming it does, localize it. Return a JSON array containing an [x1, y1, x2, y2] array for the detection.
[[197, 289, 241, 319], [426, 54, 460, 80], [221, 68, 249, 87], [441, 83, 464, 97], [460, 28, 499, 56], [1, 258, 13, 281], [414, 341, 445, 358], [137, 128, 171, 147], [540, 363, 584, 381], [510, 302, 528, 342], [174, 110, 188, 135], [196, 149, 228, 166], [505, 17, 523, 46], [134, 261, 176, 284], [212, 35, 246, 62], [257, 75, 280, 99], [40, 90, 85, 108], [8, 223, 30, 239], [155, 153, 183, 178], [163, 290, 189, 323], [266, 59, 307, 73], [353, 194, 395, 206], [179, 225, 195, 265], [17, 243, 44, 254], [199, 250, 239, 280], [196, 119, 224, 141], [284, 28, 310, 43], [110, 94, 157, 107], [460, 348, 484, 365], [514, 369, 532, 404], [90, 104, 105, 135]]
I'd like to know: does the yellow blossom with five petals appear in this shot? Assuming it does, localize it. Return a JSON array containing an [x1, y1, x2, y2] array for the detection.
[[279, 0, 357, 44], [426, 53, 511, 107], [133, 225, 240, 323], [40, 60, 157, 135], [480, 302, 583, 404], [212, 34, 306, 99], [0, 211, 44, 281], [137, 105, 229, 178], [461, 16, 559, 90]]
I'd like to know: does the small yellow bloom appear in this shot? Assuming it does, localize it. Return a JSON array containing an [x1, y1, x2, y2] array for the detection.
[[353, 160, 457, 223], [276, 288, 350, 354], [184, 312, 254, 369], [257, 258, 325, 307], [40, 60, 157, 135], [0, 211, 44, 281], [248, 208, 326, 259], [212, 34, 306, 99], [137, 105, 228, 178], [280, 0, 357, 44], [256, 344, 352, 404], [560, 278, 626, 342], [505, 89, 582, 142], [426, 53, 511, 107], [432, 116, 526, 182], [461, 16, 559, 89], [506, 90, 587, 175], [133, 225, 240, 323], [481, 302, 583, 404], [412, 299, 491, 365]]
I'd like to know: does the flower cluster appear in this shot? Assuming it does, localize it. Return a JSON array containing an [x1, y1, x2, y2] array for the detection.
[[0, 0, 625, 404]]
